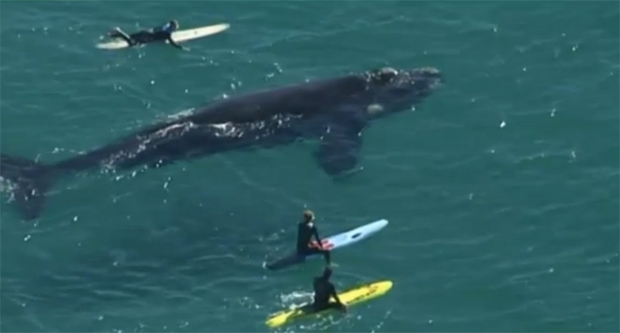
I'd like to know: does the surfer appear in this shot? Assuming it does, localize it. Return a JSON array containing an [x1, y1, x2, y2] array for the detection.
[[312, 266, 348, 313], [297, 210, 332, 266], [107, 20, 187, 50]]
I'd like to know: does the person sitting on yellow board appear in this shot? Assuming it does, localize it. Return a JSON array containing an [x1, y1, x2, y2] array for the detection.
[[311, 266, 348, 313], [107, 20, 187, 50]]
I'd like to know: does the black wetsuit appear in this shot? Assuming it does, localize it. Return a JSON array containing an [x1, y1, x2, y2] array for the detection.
[[311, 276, 344, 312], [110, 23, 183, 49], [296, 221, 331, 264]]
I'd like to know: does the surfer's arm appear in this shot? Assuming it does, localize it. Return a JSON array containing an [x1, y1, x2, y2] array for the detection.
[[312, 227, 323, 246], [330, 285, 345, 306], [166, 35, 186, 50]]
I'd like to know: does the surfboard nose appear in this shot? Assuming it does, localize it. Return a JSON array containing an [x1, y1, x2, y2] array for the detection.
[[371, 219, 389, 228]]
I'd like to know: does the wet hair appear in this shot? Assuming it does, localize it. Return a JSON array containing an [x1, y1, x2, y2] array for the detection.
[[170, 20, 179, 28], [303, 210, 315, 223]]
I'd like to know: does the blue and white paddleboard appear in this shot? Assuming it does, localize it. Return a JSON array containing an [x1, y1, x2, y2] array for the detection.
[[263, 219, 389, 271]]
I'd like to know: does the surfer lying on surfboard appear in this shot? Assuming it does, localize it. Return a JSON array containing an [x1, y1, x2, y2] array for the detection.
[[297, 210, 332, 266], [108, 20, 187, 50], [312, 267, 348, 313]]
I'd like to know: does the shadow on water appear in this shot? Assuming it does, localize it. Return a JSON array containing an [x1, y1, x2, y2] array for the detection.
[[1, 191, 279, 317]]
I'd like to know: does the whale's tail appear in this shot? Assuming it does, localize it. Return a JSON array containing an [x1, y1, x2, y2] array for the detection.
[[0, 153, 56, 221]]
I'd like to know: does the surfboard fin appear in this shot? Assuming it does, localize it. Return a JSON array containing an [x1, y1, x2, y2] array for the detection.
[[0, 153, 55, 221]]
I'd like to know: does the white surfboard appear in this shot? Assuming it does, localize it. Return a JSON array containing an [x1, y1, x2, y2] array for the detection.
[[96, 23, 230, 50], [264, 219, 389, 271]]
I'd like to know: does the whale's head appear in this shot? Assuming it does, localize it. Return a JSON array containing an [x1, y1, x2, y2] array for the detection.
[[361, 66, 443, 117]]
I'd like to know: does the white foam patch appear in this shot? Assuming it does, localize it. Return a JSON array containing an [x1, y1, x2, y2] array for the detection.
[[279, 290, 314, 310], [209, 122, 243, 138], [166, 108, 196, 120], [0, 177, 17, 203], [102, 121, 197, 171]]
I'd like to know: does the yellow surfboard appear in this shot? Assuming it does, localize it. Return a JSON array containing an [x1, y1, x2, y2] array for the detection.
[[265, 280, 393, 329]]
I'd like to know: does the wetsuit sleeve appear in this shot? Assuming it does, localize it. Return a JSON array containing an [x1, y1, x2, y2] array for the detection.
[[166, 34, 184, 49], [312, 226, 322, 243], [330, 284, 343, 304]]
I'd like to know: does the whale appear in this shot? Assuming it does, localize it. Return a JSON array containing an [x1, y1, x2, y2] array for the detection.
[[0, 67, 443, 221]]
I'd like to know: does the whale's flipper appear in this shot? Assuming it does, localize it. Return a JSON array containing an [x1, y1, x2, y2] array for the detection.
[[0, 154, 55, 221], [313, 123, 363, 177]]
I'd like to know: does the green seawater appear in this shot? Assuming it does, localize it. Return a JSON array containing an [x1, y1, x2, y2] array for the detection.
[[1, 1, 618, 332]]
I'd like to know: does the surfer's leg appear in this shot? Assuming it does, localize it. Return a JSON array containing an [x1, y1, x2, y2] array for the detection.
[[129, 31, 157, 45], [110, 28, 136, 46], [311, 302, 328, 314], [303, 247, 332, 265], [312, 302, 343, 314], [321, 249, 332, 266], [327, 302, 346, 312], [312, 247, 331, 265], [108, 27, 121, 37]]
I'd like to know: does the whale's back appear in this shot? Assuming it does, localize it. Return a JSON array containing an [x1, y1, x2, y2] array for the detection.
[[190, 74, 368, 125]]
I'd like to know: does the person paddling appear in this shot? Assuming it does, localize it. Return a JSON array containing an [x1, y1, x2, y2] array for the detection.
[[108, 20, 187, 50]]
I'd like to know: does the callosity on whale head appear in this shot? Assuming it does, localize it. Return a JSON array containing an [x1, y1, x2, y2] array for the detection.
[[361, 66, 444, 116]]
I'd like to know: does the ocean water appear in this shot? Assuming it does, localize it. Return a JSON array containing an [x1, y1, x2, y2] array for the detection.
[[1, 1, 618, 332]]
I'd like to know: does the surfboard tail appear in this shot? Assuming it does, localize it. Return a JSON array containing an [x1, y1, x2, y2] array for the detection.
[[0, 153, 56, 221]]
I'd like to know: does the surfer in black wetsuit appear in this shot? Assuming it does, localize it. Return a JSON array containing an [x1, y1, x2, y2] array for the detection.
[[297, 210, 332, 266], [108, 20, 186, 50], [311, 266, 348, 313]]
